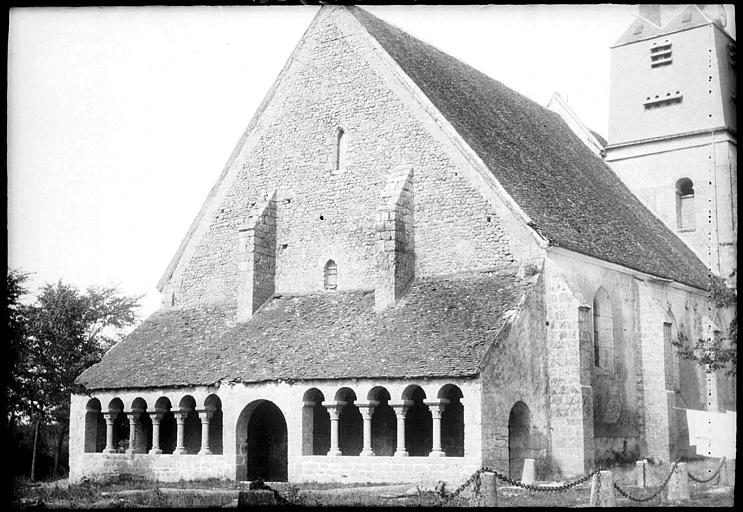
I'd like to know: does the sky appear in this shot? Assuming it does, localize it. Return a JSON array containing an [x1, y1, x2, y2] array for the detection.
[[7, 4, 736, 324]]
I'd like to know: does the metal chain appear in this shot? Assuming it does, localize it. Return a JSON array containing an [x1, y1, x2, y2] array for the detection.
[[613, 459, 680, 503], [688, 457, 726, 484], [437, 465, 602, 505]]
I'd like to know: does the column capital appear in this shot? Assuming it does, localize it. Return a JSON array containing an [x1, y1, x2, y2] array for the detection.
[[149, 412, 164, 423], [322, 401, 347, 419], [389, 400, 413, 417], [356, 400, 379, 420], [424, 399, 450, 418], [103, 411, 119, 423], [127, 409, 143, 423], [197, 409, 213, 422]]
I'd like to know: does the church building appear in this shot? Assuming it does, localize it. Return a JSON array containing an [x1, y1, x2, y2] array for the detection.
[[70, 6, 730, 485]]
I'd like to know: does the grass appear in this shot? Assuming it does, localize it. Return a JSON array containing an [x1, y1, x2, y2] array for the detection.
[[10, 459, 735, 508]]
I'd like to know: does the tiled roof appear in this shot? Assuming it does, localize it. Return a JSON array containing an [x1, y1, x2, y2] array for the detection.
[[349, 7, 710, 290], [76, 271, 533, 390]]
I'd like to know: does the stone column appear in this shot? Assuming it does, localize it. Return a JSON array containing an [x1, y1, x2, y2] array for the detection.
[[149, 413, 162, 455], [358, 401, 378, 457], [425, 400, 449, 457], [125, 411, 140, 455], [390, 401, 412, 457], [198, 410, 212, 455], [103, 412, 118, 454], [323, 401, 345, 456], [174, 412, 188, 455]]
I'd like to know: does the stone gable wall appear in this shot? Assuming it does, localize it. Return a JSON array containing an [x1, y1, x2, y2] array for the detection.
[[164, 7, 522, 311]]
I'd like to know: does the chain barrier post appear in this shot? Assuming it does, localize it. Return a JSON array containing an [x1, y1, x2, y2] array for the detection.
[[635, 459, 647, 487], [666, 461, 690, 502], [469, 471, 497, 507], [589, 471, 600, 506], [589, 470, 616, 506], [521, 458, 536, 485], [719, 459, 730, 486]]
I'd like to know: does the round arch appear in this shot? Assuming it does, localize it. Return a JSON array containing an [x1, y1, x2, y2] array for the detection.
[[302, 388, 329, 456], [508, 401, 531, 478], [84, 398, 106, 453], [236, 400, 288, 482], [438, 384, 464, 457], [368, 387, 395, 456], [402, 385, 431, 456]]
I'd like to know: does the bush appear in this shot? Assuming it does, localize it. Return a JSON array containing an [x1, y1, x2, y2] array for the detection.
[[596, 442, 639, 468]]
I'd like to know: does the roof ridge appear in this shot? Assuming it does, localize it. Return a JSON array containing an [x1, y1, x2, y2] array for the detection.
[[345, 5, 710, 290]]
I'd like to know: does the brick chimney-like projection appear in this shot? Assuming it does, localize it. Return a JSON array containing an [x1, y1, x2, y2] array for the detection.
[[237, 192, 277, 322], [375, 165, 414, 310]]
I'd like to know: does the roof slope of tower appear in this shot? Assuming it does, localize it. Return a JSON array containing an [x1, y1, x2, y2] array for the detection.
[[349, 6, 709, 290], [76, 270, 532, 389]]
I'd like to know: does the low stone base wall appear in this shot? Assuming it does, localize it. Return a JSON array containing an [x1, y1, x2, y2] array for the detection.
[[293, 456, 481, 486], [68, 453, 234, 483]]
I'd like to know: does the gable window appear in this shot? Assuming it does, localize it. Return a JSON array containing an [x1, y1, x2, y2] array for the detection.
[[676, 178, 695, 232], [650, 41, 672, 68], [324, 260, 337, 290], [331, 127, 348, 173]]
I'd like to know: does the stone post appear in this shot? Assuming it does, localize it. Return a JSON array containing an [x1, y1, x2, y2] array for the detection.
[[521, 458, 536, 484], [666, 462, 690, 501], [589, 470, 616, 507], [469, 472, 497, 507], [323, 401, 345, 457], [103, 412, 118, 454], [358, 401, 378, 457], [125, 411, 140, 455], [174, 412, 188, 455], [390, 401, 412, 457], [425, 400, 449, 457], [198, 410, 212, 455], [149, 413, 163, 455], [635, 459, 647, 487]]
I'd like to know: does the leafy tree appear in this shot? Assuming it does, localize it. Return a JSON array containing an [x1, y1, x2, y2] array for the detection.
[[6, 269, 32, 427], [6, 269, 141, 477], [673, 275, 737, 377]]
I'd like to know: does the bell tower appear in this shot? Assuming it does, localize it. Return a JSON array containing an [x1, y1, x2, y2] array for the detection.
[[605, 5, 736, 282]]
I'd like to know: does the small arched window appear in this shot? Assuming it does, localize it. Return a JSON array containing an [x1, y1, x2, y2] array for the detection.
[[331, 127, 347, 172], [324, 260, 337, 290], [676, 178, 695, 231]]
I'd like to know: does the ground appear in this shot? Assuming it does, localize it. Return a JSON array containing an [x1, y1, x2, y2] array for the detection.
[[10, 458, 734, 508]]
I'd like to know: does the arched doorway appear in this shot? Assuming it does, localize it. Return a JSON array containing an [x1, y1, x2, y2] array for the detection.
[[236, 400, 288, 482], [508, 401, 531, 479]]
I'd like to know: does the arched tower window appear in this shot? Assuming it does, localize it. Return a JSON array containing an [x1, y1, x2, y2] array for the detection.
[[676, 178, 695, 232], [324, 260, 337, 290], [592, 287, 615, 373]]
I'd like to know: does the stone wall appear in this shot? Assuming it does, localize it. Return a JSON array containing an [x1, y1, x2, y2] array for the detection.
[[295, 456, 481, 486], [547, 248, 721, 462], [70, 453, 233, 483]]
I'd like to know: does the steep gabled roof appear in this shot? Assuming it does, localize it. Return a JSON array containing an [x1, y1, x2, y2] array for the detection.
[[77, 271, 533, 389], [349, 6, 710, 290]]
